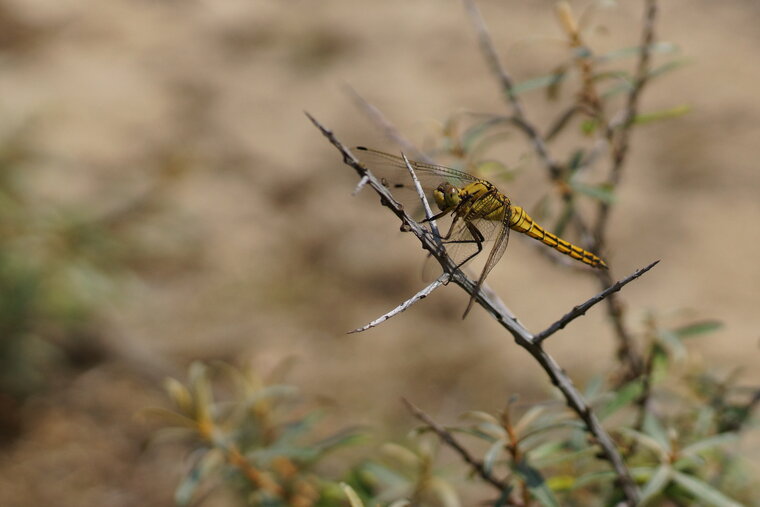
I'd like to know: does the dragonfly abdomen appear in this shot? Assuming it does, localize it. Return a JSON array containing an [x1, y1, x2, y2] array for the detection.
[[509, 206, 607, 269]]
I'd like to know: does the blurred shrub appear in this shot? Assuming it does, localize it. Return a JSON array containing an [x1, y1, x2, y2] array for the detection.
[[0, 120, 194, 440], [153, 322, 757, 506]]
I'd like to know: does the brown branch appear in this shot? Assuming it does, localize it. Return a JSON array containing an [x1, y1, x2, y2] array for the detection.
[[593, 0, 658, 249], [535, 260, 659, 344], [462, 0, 563, 181], [597, 269, 646, 382], [309, 113, 640, 505], [463, 0, 646, 378], [402, 398, 509, 492]]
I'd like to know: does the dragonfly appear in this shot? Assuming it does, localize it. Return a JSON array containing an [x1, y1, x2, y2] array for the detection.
[[355, 146, 608, 318]]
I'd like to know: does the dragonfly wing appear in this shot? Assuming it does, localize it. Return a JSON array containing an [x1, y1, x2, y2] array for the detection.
[[354, 147, 481, 229], [355, 147, 480, 183], [462, 204, 511, 318]]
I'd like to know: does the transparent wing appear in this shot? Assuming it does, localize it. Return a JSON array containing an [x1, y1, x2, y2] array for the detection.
[[355, 147, 481, 185], [354, 147, 482, 212], [422, 216, 503, 281], [463, 205, 511, 318]]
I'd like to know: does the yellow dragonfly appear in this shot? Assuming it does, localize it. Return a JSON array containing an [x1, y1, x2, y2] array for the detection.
[[355, 146, 608, 317]]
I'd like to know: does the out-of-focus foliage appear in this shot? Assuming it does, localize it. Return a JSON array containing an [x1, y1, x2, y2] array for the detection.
[[151, 2, 757, 506], [148, 361, 366, 507], [0, 118, 193, 440], [424, 318, 756, 506], [153, 324, 757, 506]]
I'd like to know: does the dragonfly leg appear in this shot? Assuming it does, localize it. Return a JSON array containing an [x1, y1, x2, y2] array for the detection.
[[421, 207, 453, 223], [440, 221, 485, 273]]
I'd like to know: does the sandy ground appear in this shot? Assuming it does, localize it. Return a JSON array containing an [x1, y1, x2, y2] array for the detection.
[[0, 0, 758, 505]]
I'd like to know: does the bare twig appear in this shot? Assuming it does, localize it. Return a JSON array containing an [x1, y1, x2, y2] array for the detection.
[[535, 260, 659, 344], [309, 113, 640, 505], [352, 174, 370, 195], [348, 275, 448, 334], [402, 398, 509, 492], [401, 152, 441, 239], [597, 269, 645, 381]]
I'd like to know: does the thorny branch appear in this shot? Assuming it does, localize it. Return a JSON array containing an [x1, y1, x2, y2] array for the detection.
[[464, 0, 660, 381], [308, 113, 642, 505], [535, 260, 659, 344], [348, 275, 448, 334], [402, 398, 509, 492]]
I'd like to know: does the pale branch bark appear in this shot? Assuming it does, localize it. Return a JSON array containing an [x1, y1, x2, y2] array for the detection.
[[402, 398, 510, 492], [309, 113, 640, 505], [535, 260, 659, 344], [348, 276, 448, 334], [401, 152, 441, 239]]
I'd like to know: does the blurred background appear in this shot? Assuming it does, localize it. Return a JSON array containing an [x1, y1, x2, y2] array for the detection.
[[0, 0, 758, 505]]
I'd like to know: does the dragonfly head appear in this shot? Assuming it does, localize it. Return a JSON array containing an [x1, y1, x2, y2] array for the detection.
[[433, 182, 461, 212]]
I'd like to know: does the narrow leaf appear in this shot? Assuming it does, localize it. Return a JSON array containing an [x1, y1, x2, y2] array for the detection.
[[512, 72, 567, 96], [671, 471, 743, 507], [598, 379, 643, 420], [570, 181, 616, 204], [639, 464, 672, 505], [515, 461, 560, 507], [681, 433, 738, 457], [633, 105, 692, 125], [341, 482, 365, 507], [483, 440, 504, 474], [429, 476, 461, 507], [594, 41, 678, 64], [673, 320, 723, 338]]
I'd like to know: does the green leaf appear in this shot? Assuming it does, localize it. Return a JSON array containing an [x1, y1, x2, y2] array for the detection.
[[602, 59, 689, 98], [460, 410, 499, 425], [571, 470, 616, 490], [139, 407, 198, 430], [512, 71, 567, 96], [598, 379, 643, 420], [570, 181, 616, 204], [483, 440, 504, 474], [531, 445, 598, 468], [681, 433, 738, 457], [428, 476, 461, 507], [643, 413, 671, 453], [639, 464, 672, 505], [340, 482, 365, 507], [175, 448, 224, 506], [619, 427, 668, 461], [655, 328, 687, 362], [514, 405, 552, 435], [672, 320, 723, 338], [633, 105, 692, 125], [518, 421, 586, 451], [580, 118, 598, 135], [594, 41, 679, 64], [671, 471, 743, 507], [514, 461, 559, 507], [566, 149, 585, 172]]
